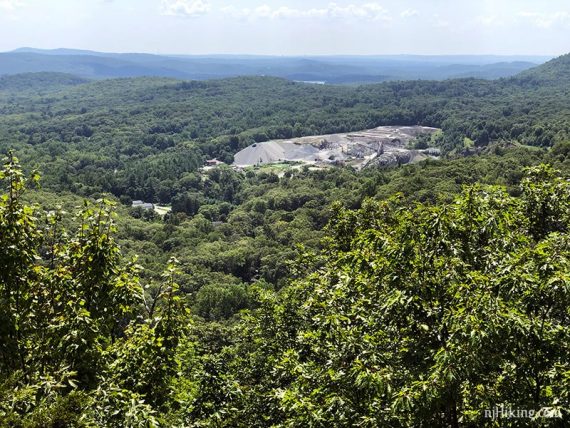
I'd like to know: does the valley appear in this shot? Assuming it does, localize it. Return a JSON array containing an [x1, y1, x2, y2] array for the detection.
[[1, 49, 570, 426]]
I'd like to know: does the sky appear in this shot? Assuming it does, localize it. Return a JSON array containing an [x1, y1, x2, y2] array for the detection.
[[0, 0, 569, 55]]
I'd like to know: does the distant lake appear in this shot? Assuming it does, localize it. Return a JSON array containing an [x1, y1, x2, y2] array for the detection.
[[295, 80, 326, 85]]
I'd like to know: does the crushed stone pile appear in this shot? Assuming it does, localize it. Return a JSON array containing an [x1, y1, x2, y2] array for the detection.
[[233, 126, 440, 168]]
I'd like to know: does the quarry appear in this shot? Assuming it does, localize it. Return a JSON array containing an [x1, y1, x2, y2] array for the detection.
[[233, 125, 441, 170]]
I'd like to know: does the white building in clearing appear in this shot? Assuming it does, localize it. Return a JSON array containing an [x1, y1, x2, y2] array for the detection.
[[132, 200, 154, 210]]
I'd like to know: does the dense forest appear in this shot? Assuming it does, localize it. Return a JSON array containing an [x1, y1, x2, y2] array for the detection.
[[0, 54, 569, 204], [1, 54, 570, 426]]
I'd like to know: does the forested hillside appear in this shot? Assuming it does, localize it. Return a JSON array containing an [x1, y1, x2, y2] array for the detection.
[[1, 53, 570, 426], [0, 55, 569, 205]]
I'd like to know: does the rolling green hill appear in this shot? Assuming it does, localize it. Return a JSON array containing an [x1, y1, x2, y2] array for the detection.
[[0, 54, 568, 206], [516, 52, 570, 84], [0, 72, 89, 93]]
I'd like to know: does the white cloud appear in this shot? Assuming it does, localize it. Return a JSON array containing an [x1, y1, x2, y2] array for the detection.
[[518, 10, 570, 28], [328, 3, 392, 21], [161, 0, 210, 18], [400, 9, 418, 18], [0, 0, 23, 11], [221, 2, 392, 22]]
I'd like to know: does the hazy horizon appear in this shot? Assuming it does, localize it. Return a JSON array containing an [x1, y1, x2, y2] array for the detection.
[[0, 0, 569, 56], [3, 48, 555, 60]]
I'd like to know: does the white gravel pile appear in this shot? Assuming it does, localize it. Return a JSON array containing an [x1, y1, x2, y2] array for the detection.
[[234, 141, 320, 167], [232, 126, 440, 168]]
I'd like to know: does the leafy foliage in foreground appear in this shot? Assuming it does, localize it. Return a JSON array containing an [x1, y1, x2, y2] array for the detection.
[[197, 165, 570, 427], [0, 154, 190, 427], [2, 153, 570, 426]]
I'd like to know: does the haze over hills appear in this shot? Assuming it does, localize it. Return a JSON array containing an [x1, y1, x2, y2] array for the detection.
[[0, 48, 552, 84]]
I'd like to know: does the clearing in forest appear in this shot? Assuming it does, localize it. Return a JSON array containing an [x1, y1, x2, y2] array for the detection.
[[233, 125, 440, 169]]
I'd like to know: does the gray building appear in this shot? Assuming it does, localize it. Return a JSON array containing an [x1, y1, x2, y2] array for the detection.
[[132, 200, 154, 210]]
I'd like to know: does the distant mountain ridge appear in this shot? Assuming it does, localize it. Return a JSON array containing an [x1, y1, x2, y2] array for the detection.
[[0, 48, 551, 84], [12, 47, 112, 56]]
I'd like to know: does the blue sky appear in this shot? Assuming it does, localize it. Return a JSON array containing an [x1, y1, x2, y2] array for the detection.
[[0, 0, 569, 55]]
